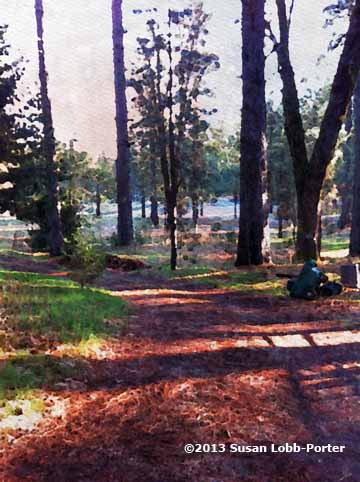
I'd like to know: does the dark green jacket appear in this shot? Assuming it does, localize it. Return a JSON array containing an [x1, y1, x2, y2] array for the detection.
[[290, 260, 327, 300]]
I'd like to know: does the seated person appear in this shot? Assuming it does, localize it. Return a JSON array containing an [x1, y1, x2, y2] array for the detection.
[[287, 260, 342, 300]]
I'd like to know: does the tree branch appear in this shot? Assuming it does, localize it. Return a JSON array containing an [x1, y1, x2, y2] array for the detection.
[[288, 0, 296, 30]]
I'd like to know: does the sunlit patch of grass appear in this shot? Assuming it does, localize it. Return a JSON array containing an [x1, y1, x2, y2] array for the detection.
[[175, 270, 229, 281], [110, 247, 168, 266], [165, 265, 287, 296], [226, 279, 286, 296], [0, 270, 74, 287], [0, 270, 127, 343], [0, 249, 51, 261], [161, 265, 215, 279], [321, 238, 349, 252], [55, 334, 108, 357]]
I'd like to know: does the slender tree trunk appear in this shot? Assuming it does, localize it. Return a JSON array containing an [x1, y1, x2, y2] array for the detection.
[[141, 194, 146, 218], [234, 194, 238, 219], [112, 0, 133, 245], [149, 19, 178, 269], [200, 199, 204, 217], [236, 0, 267, 266], [275, 0, 360, 260], [192, 194, 199, 226], [339, 105, 354, 229], [316, 204, 323, 257], [150, 195, 159, 227], [350, 77, 360, 255], [35, 0, 63, 256], [278, 214, 283, 238], [166, 14, 178, 271], [149, 143, 159, 227], [168, 202, 177, 271], [95, 183, 101, 217], [275, 0, 312, 259]]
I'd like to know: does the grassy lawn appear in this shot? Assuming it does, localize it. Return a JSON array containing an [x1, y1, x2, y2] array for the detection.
[[0, 270, 127, 343], [0, 270, 127, 422]]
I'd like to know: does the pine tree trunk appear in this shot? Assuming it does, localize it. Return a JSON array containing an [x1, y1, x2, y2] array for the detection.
[[234, 194, 238, 219], [236, 0, 267, 266], [150, 195, 159, 227], [278, 214, 283, 238], [200, 199, 204, 217], [95, 183, 101, 217], [295, 189, 319, 260], [168, 201, 177, 271], [316, 205, 323, 258], [350, 77, 360, 256], [112, 0, 133, 245], [166, 20, 178, 271], [141, 195, 146, 219], [35, 0, 63, 256], [339, 106, 354, 229], [149, 143, 159, 227], [192, 194, 199, 226]]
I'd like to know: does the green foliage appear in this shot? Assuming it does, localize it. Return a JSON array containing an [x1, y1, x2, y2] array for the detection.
[[129, 4, 221, 222], [203, 129, 240, 198], [60, 202, 81, 242], [0, 356, 76, 397], [66, 232, 106, 287], [267, 102, 296, 225]]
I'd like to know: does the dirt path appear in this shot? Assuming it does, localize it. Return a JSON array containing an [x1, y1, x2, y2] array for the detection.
[[2, 271, 360, 482]]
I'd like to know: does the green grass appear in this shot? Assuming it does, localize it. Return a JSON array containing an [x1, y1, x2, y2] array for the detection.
[[0, 248, 51, 261], [0, 355, 87, 420], [270, 236, 294, 248], [0, 269, 126, 417], [321, 238, 349, 252], [160, 265, 214, 279], [159, 264, 287, 296], [0, 270, 127, 343], [0, 355, 80, 396]]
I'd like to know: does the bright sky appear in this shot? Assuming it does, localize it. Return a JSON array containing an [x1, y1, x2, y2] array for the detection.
[[2, 0, 345, 159]]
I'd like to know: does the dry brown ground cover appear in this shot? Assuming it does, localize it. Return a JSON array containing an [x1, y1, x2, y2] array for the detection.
[[1, 259, 360, 482]]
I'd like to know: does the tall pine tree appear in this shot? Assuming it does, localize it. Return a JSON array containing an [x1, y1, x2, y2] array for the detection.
[[35, 0, 63, 256]]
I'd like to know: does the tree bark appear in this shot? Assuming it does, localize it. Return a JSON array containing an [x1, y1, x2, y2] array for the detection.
[[316, 204, 323, 257], [35, 0, 63, 256], [278, 214, 283, 238], [339, 103, 353, 229], [236, 0, 267, 266], [149, 141, 159, 227], [95, 183, 101, 217], [233, 194, 238, 219], [150, 195, 159, 227], [141, 194, 146, 218], [112, 0, 133, 245], [192, 194, 199, 226], [200, 199, 204, 217], [275, 0, 360, 260], [350, 76, 360, 255]]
